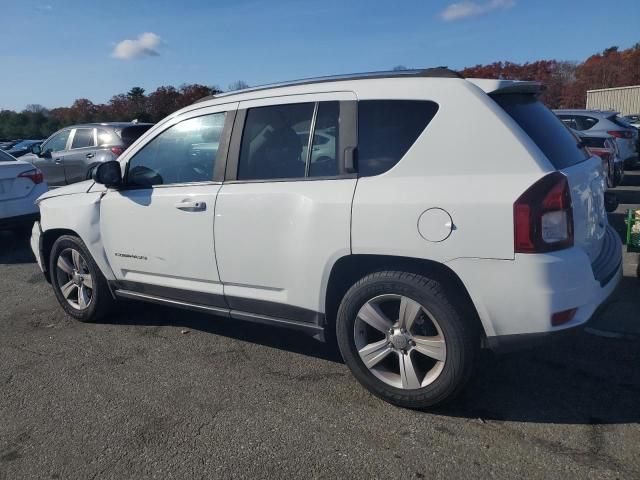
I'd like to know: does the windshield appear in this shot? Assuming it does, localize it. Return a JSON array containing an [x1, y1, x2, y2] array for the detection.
[[492, 94, 589, 169]]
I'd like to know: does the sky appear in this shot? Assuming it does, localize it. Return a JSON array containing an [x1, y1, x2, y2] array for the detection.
[[1, 0, 639, 111]]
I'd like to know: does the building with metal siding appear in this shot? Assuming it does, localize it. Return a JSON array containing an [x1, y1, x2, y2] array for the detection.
[[586, 85, 640, 115]]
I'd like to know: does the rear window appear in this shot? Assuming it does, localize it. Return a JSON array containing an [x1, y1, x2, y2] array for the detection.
[[357, 100, 439, 176], [609, 115, 633, 129], [493, 94, 588, 169], [119, 125, 154, 147]]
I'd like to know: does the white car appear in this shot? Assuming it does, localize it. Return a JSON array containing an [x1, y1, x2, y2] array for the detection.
[[31, 69, 622, 408], [0, 151, 47, 232]]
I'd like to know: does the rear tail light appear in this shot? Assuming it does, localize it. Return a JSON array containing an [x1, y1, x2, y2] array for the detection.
[[607, 130, 633, 139], [18, 168, 44, 184], [110, 146, 124, 157], [514, 172, 574, 253], [551, 308, 577, 327]]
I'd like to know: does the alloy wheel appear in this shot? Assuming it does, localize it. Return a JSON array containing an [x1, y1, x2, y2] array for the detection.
[[55, 248, 94, 310], [354, 294, 446, 389]]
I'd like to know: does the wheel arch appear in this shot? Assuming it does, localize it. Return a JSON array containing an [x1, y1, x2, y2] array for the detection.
[[40, 228, 79, 282], [323, 254, 486, 340]]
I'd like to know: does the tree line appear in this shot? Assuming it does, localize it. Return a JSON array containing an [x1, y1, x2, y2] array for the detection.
[[1, 42, 639, 140]]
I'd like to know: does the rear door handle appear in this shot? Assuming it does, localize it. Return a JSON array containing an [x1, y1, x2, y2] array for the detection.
[[86, 153, 95, 159], [175, 200, 206, 212]]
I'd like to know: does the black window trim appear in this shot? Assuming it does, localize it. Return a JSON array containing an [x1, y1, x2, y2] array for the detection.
[[121, 109, 235, 190], [224, 100, 358, 183]]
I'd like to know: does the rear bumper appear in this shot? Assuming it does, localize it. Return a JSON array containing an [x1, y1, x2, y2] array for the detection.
[[447, 226, 623, 351]]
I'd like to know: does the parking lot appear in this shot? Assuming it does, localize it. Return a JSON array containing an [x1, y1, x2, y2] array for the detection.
[[0, 174, 638, 479]]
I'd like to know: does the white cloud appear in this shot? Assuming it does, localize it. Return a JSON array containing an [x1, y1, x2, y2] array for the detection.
[[112, 32, 161, 60], [440, 0, 515, 21]]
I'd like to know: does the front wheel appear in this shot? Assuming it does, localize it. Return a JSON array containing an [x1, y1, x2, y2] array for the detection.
[[336, 271, 479, 408], [49, 235, 114, 322]]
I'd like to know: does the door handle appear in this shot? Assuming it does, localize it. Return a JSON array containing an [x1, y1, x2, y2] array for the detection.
[[175, 200, 206, 212], [86, 153, 95, 159], [54, 158, 63, 165]]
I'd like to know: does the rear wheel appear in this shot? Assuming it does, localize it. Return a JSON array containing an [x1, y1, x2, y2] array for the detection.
[[337, 271, 478, 408], [49, 235, 114, 322]]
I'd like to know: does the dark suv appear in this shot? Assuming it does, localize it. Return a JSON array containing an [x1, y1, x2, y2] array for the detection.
[[22, 122, 153, 186]]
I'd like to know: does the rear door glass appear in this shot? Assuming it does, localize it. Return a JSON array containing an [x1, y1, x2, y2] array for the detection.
[[492, 94, 588, 169]]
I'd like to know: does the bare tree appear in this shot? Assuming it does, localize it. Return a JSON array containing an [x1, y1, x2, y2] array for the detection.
[[24, 104, 48, 114], [227, 80, 250, 91]]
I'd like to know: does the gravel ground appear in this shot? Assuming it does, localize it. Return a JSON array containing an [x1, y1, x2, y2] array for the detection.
[[1, 173, 639, 480]]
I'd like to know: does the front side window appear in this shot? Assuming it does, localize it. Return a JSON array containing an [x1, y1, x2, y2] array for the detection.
[[42, 130, 70, 154], [71, 128, 95, 149], [357, 100, 439, 177], [127, 112, 227, 186]]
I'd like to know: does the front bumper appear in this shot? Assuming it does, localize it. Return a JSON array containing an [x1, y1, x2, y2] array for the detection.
[[30, 221, 45, 273], [447, 226, 623, 352]]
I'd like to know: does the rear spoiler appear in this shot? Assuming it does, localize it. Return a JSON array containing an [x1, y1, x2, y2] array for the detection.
[[466, 79, 545, 95]]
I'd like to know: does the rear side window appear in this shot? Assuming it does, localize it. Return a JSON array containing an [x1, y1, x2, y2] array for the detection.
[[71, 128, 95, 149], [238, 103, 314, 180], [493, 94, 588, 169], [357, 100, 439, 176]]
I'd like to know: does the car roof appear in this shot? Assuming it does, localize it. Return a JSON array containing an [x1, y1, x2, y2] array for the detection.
[[67, 122, 154, 129], [553, 109, 619, 117], [193, 68, 543, 105]]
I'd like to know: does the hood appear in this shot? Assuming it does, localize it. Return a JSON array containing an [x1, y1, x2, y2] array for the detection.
[[37, 180, 95, 203]]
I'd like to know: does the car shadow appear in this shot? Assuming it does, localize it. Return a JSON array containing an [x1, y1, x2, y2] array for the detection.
[[102, 300, 343, 364], [101, 298, 640, 425], [0, 231, 36, 264]]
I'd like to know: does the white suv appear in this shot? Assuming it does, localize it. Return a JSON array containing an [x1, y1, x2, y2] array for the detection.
[[31, 69, 622, 408]]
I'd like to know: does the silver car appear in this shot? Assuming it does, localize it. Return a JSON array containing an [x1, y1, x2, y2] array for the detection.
[[21, 122, 153, 187], [554, 109, 639, 169]]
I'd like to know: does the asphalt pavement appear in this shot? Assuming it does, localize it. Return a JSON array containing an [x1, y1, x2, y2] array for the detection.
[[0, 172, 639, 479]]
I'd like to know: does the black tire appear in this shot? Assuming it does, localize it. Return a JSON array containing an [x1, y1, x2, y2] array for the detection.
[[336, 271, 479, 409], [49, 235, 115, 322]]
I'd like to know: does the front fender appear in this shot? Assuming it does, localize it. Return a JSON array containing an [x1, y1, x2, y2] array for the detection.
[[39, 192, 116, 281]]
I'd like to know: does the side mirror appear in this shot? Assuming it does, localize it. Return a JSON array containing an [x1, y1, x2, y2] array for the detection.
[[31, 144, 42, 156], [42, 149, 52, 159], [92, 161, 122, 188]]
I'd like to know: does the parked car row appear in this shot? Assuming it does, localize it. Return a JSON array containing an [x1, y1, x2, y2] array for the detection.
[[20, 122, 153, 186], [29, 69, 623, 409], [0, 122, 153, 233], [0, 149, 48, 232], [555, 109, 640, 170]]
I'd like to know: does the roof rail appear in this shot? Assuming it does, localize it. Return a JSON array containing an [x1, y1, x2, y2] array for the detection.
[[194, 67, 463, 104]]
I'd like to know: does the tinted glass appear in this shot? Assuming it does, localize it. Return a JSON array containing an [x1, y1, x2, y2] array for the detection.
[[71, 128, 95, 149], [43, 130, 70, 153], [493, 94, 588, 169], [309, 102, 340, 177], [238, 103, 314, 180], [127, 113, 226, 186], [357, 100, 439, 176], [120, 125, 153, 147], [575, 116, 598, 131], [0, 150, 15, 161]]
